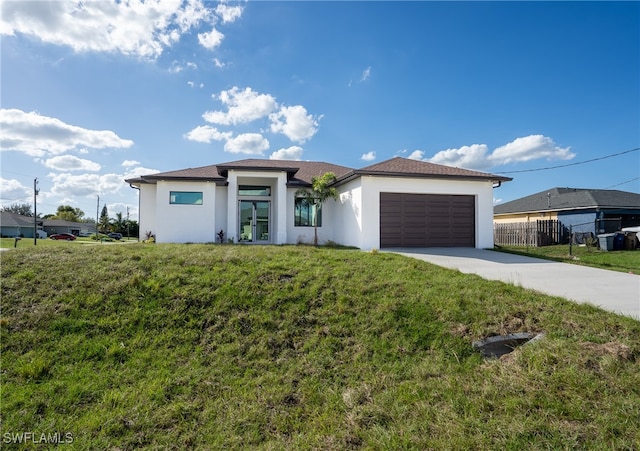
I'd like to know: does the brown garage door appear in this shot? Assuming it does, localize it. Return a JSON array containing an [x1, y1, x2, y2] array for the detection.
[[380, 193, 475, 248]]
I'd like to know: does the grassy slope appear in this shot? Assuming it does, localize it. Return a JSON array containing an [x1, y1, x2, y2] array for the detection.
[[1, 245, 639, 449], [495, 244, 640, 274]]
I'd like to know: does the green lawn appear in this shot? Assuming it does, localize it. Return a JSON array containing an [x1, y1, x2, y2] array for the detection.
[[1, 244, 639, 449], [1, 236, 137, 249], [495, 244, 640, 273]]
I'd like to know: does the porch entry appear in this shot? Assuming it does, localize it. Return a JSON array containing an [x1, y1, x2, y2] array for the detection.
[[239, 200, 270, 243]]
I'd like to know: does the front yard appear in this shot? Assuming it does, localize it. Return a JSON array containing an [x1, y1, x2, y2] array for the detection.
[[495, 244, 640, 273], [1, 244, 638, 449]]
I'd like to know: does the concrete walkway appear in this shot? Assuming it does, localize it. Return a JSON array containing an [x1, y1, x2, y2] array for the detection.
[[387, 248, 640, 320]]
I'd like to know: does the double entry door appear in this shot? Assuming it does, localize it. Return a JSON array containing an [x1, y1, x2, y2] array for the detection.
[[239, 200, 270, 243]]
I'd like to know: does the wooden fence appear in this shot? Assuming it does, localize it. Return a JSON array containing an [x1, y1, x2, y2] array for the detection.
[[494, 220, 565, 247]]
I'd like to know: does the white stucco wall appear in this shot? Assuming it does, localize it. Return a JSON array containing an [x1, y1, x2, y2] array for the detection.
[[138, 184, 157, 240], [138, 172, 497, 249], [333, 178, 363, 248], [225, 171, 287, 244], [215, 186, 228, 241], [155, 181, 217, 243], [358, 176, 497, 250]]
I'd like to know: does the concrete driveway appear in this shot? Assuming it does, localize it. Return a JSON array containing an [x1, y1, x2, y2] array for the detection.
[[386, 248, 640, 320]]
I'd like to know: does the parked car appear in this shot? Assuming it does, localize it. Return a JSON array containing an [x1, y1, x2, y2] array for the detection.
[[50, 233, 77, 241], [36, 230, 48, 239], [108, 232, 123, 240], [79, 231, 94, 237]]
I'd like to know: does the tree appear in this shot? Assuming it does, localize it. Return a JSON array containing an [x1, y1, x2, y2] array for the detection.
[[99, 205, 110, 232], [1, 202, 33, 216], [54, 205, 85, 222], [113, 212, 125, 234], [294, 172, 338, 246]]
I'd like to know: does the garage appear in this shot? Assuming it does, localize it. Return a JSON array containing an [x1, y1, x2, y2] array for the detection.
[[380, 193, 475, 248]]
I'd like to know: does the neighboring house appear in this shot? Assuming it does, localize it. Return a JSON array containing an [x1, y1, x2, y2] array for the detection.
[[125, 157, 511, 250], [494, 188, 640, 235], [42, 219, 93, 236], [0, 212, 43, 238]]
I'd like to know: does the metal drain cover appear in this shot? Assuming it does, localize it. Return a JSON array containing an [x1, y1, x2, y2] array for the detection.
[[472, 332, 542, 358]]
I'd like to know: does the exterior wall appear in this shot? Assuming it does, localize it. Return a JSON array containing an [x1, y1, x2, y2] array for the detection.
[[138, 184, 157, 240], [285, 188, 341, 245], [557, 210, 597, 235], [138, 172, 499, 248], [214, 185, 228, 241], [333, 178, 363, 248], [155, 181, 216, 243], [225, 171, 287, 244], [493, 211, 558, 224], [1, 226, 35, 238], [359, 176, 497, 250]]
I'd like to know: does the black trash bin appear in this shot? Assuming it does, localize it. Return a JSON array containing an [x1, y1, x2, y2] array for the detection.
[[613, 233, 625, 251]]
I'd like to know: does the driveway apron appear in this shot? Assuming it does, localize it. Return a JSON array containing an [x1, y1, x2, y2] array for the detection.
[[387, 248, 640, 320]]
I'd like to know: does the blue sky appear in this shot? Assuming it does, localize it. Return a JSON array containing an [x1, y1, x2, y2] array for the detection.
[[1, 1, 638, 220]]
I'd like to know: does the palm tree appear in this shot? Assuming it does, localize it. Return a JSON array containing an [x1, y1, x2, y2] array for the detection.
[[294, 172, 338, 246]]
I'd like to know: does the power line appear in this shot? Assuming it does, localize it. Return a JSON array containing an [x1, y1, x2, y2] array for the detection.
[[603, 177, 640, 190], [494, 147, 640, 174]]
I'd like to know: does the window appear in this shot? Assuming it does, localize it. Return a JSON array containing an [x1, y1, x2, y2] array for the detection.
[[294, 198, 322, 227], [170, 191, 203, 205], [239, 185, 271, 196]]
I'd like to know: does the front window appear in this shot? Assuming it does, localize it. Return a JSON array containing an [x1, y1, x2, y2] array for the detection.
[[239, 185, 271, 196], [170, 191, 203, 205], [295, 198, 321, 227]]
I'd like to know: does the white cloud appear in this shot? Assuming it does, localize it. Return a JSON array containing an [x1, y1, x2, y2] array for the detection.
[[44, 155, 101, 172], [428, 144, 491, 170], [213, 58, 226, 68], [493, 197, 503, 206], [270, 146, 303, 161], [216, 2, 244, 23], [224, 133, 269, 155], [0, 177, 31, 202], [361, 151, 376, 161], [122, 160, 140, 167], [360, 66, 372, 82], [124, 166, 160, 179], [107, 202, 136, 218], [489, 135, 574, 165], [198, 28, 224, 50], [204, 87, 277, 125], [183, 125, 232, 143], [48, 172, 125, 198], [407, 150, 425, 160], [0, 0, 216, 59], [269, 105, 319, 143], [409, 135, 574, 171], [0, 109, 133, 157]]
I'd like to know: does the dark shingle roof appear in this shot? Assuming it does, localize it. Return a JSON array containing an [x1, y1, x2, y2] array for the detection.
[[216, 159, 354, 186], [0, 212, 35, 228], [126, 157, 511, 186], [494, 188, 640, 215], [356, 157, 512, 182]]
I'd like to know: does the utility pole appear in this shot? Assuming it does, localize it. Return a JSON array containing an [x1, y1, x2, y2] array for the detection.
[[96, 195, 100, 238], [33, 178, 39, 245]]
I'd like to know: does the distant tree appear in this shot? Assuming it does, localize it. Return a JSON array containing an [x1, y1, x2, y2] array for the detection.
[[99, 205, 110, 232], [125, 219, 139, 238], [294, 172, 339, 246], [1, 202, 33, 216], [113, 212, 125, 234], [54, 205, 85, 222]]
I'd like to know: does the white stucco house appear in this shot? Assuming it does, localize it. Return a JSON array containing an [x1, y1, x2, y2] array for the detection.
[[125, 157, 511, 250]]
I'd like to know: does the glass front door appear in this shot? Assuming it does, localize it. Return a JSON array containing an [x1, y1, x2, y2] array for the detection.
[[239, 200, 270, 243]]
